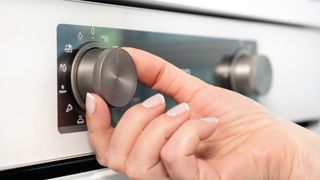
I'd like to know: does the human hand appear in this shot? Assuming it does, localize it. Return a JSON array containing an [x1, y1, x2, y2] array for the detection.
[[86, 48, 320, 179]]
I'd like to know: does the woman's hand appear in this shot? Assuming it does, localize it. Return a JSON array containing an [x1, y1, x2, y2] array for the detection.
[[85, 48, 320, 179]]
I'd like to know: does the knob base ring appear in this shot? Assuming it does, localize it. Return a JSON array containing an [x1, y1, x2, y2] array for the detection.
[[230, 49, 252, 95], [71, 42, 104, 110]]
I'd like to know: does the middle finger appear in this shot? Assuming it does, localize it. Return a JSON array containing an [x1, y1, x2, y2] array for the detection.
[[105, 93, 166, 172], [125, 103, 191, 178]]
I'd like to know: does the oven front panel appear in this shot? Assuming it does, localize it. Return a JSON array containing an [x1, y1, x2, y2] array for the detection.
[[0, 0, 320, 170], [57, 23, 256, 133]]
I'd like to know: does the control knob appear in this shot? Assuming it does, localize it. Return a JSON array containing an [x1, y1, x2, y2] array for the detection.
[[215, 49, 272, 96], [71, 42, 137, 109]]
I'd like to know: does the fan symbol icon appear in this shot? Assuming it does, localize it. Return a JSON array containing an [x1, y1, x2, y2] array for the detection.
[[77, 32, 83, 41]]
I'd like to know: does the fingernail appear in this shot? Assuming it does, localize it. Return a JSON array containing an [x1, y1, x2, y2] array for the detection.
[[166, 103, 189, 117], [142, 93, 165, 108], [86, 93, 96, 116], [201, 117, 219, 123]]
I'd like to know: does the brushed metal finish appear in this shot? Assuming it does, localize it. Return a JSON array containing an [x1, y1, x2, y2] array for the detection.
[[230, 50, 272, 96], [215, 49, 272, 96], [71, 42, 137, 109]]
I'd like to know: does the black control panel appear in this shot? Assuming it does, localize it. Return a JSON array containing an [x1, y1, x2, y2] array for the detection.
[[57, 24, 266, 133]]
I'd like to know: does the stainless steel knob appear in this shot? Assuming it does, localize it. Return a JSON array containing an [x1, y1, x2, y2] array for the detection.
[[71, 42, 137, 109], [215, 49, 272, 96]]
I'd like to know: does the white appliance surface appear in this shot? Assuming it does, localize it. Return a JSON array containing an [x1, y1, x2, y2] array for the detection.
[[0, 0, 320, 171], [51, 168, 128, 180], [133, 0, 320, 28]]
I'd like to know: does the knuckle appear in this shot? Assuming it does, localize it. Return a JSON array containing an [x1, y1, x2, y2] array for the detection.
[[87, 125, 99, 134], [124, 162, 144, 179], [104, 154, 123, 172], [160, 144, 177, 165]]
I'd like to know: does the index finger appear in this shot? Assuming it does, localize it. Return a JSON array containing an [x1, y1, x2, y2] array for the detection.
[[123, 48, 208, 104]]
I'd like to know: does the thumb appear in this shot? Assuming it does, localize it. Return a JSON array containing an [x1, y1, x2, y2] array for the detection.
[[85, 93, 113, 165]]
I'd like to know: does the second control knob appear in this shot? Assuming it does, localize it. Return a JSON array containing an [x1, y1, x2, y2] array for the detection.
[[215, 49, 272, 96], [71, 42, 137, 109]]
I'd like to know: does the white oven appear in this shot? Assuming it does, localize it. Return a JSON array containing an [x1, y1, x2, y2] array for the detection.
[[1, 0, 320, 179]]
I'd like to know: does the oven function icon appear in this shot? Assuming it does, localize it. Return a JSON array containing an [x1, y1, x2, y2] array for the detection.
[[59, 63, 67, 72], [77, 115, 84, 125], [66, 104, 73, 113], [77, 32, 83, 41], [64, 43, 73, 53], [90, 27, 95, 35], [90, 27, 95, 39], [59, 85, 67, 94]]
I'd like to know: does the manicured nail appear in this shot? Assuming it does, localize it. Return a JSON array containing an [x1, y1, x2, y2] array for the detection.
[[201, 117, 219, 123], [142, 93, 165, 108], [86, 93, 96, 116], [166, 103, 189, 116]]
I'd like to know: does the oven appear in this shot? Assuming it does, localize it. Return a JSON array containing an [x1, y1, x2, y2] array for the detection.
[[1, 0, 320, 179]]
